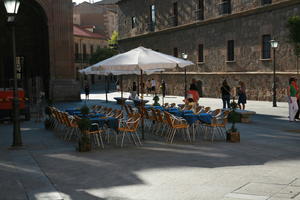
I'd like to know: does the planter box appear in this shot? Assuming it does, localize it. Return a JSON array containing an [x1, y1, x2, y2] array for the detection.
[[226, 131, 240, 143]]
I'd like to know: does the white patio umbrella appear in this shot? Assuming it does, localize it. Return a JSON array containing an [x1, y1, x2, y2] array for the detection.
[[80, 46, 194, 98], [85, 46, 193, 73]]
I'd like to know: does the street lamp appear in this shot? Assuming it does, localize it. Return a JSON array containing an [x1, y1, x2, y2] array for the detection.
[[270, 39, 279, 107], [3, 0, 22, 147], [182, 53, 188, 98]]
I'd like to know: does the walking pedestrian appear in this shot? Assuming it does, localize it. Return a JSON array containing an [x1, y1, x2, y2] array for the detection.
[[293, 77, 300, 120], [84, 82, 90, 100], [146, 79, 151, 96], [221, 79, 231, 109], [151, 78, 156, 95], [185, 84, 199, 103], [130, 81, 137, 99], [237, 81, 247, 110], [288, 77, 299, 122], [161, 80, 166, 98], [116, 79, 120, 91]]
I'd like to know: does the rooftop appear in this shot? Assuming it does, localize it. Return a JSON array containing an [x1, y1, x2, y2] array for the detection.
[[73, 24, 106, 39]]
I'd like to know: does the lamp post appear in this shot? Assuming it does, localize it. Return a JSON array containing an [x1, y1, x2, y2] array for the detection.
[[182, 53, 188, 98], [3, 0, 22, 146], [270, 39, 279, 107]]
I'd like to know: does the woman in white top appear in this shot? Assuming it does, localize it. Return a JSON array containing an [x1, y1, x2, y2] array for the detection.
[[151, 78, 156, 95]]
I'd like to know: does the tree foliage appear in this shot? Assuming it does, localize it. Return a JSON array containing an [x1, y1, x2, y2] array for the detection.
[[287, 16, 300, 57], [108, 31, 119, 49], [89, 47, 118, 65]]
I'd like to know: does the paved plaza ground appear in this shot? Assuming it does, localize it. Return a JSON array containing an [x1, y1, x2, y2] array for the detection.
[[0, 91, 300, 200]]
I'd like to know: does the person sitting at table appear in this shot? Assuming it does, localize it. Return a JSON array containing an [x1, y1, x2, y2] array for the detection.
[[185, 84, 199, 103], [129, 82, 137, 100]]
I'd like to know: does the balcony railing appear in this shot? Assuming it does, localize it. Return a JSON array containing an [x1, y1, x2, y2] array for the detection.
[[219, 1, 231, 15], [194, 9, 204, 21], [261, 0, 272, 5], [168, 15, 178, 27]]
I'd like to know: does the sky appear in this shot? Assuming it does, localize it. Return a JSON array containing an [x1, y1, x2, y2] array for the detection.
[[73, 0, 102, 4]]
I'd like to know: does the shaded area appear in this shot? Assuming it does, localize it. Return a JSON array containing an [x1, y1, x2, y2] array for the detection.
[[0, 108, 300, 199]]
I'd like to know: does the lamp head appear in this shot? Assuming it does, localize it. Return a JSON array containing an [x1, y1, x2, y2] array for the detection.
[[3, 0, 20, 22], [182, 53, 188, 60], [270, 40, 279, 49]]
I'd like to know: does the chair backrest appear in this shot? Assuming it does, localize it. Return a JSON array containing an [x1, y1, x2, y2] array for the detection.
[[211, 109, 221, 117], [163, 111, 174, 127], [114, 110, 123, 119], [222, 110, 230, 125], [156, 109, 164, 121], [142, 107, 150, 119], [62, 113, 71, 127], [150, 108, 158, 121], [204, 107, 211, 113], [127, 113, 141, 130], [106, 108, 113, 115]]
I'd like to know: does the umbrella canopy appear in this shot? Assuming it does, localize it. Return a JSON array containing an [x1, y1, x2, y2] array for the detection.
[[79, 68, 164, 76], [80, 46, 194, 75]]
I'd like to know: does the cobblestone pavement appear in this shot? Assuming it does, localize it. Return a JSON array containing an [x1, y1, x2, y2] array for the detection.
[[0, 91, 299, 200]]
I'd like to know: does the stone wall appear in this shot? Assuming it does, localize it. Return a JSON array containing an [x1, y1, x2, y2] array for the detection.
[[117, 0, 292, 39], [121, 73, 292, 102], [118, 0, 300, 102]]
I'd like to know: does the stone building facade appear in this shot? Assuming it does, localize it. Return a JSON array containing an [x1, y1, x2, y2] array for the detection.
[[0, 0, 79, 101], [73, 2, 118, 39], [117, 0, 300, 101], [73, 24, 107, 85]]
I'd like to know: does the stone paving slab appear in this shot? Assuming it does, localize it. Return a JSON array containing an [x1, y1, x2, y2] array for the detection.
[[1, 93, 300, 200], [11, 150, 63, 200], [233, 182, 287, 197]]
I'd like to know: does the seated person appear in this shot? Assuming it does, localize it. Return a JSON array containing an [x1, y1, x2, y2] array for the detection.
[[187, 84, 200, 103]]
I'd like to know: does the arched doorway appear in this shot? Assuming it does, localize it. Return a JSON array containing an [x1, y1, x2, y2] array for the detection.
[[0, 0, 50, 101]]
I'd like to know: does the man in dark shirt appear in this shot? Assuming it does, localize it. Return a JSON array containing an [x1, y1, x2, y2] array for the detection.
[[221, 80, 231, 108]]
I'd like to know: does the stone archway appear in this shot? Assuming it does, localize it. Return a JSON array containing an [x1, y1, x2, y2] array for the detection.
[[0, 0, 50, 101]]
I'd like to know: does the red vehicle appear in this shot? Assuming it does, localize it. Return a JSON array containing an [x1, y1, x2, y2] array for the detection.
[[0, 89, 30, 120]]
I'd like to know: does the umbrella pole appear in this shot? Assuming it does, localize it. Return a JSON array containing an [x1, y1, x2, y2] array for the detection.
[[105, 76, 108, 103], [121, 75, 123, 99], [184, 68, 187, 99], [140, 70, 145, 140], [160, 71, 164, 106]]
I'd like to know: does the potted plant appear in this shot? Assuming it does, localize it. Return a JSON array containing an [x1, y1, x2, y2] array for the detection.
[[153, 95, 160, 106], [226, 99, 240, 142], [80, 105, 90, 116], [77, 118, 92, 152]]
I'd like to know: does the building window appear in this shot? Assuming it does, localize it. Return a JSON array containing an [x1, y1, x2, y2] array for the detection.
[[149, 5, 156, 31], [261, 0, 272, 5], [173, 47, 178, 57], [90, 45, 94, 55], [83, 44, 87, 60], [75, 43, 79, 60], [198, 44, 204, 62], [219, 0, 231, 15], [131, 16, 137, 29], [227, 40, 234, 61], [171, 2, 178, 26], [195, 0, 204, 20], [262, 34, 271, 59]]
